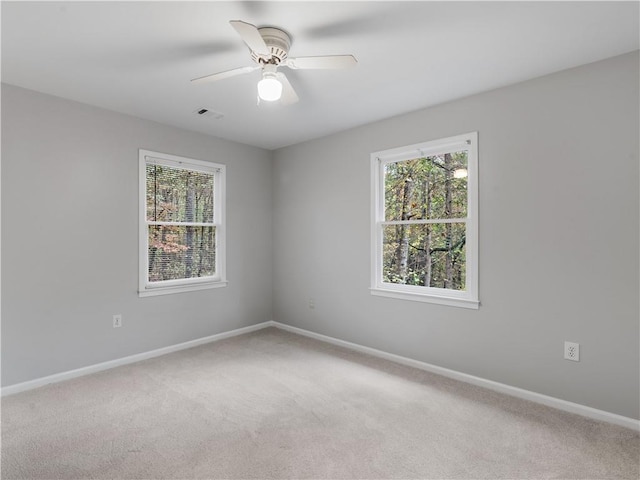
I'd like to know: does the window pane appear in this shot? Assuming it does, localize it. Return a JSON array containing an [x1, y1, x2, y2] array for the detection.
[[384, 151, 468, 221], [146, 164, 214, 223], [382, 222, 466, 290], [148, 225, 216, 282]]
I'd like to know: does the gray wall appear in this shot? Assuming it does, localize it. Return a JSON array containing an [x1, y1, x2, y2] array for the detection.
[[272, 52, 640, 419], [1, 84, 273, 386]]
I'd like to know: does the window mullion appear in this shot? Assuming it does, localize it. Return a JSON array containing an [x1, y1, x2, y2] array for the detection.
[[381, 218, 468, 226], [147, 221, 216, 227]]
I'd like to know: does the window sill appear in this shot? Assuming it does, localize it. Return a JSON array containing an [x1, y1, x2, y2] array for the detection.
[[370, 287, 479, 309], [139, 281, 228, 298]]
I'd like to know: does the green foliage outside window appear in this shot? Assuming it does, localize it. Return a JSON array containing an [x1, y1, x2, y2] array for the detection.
[[383, 151, 468, 290]]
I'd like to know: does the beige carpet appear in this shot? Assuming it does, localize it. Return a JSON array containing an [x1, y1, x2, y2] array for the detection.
[[2, 327, 638, 479]]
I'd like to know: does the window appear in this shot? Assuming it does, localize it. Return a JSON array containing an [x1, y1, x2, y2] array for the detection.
[[371, 132, 478, 309], [139, 150, 226, 297]]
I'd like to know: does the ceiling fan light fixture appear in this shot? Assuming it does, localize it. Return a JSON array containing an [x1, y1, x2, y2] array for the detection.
[[257, 72, 282, 102]]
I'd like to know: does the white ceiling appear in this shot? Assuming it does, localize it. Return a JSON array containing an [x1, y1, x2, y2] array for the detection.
[[2, 1, 638, 150]]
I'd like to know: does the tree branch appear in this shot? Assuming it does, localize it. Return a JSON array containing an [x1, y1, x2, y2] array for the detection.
[[408, 235, 466, 254]]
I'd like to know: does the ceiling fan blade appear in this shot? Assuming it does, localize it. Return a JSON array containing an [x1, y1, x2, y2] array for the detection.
[[285, 55, 357, 70], [229, 20, 270, 57], [191, 65, 258, 84], [276, 72, 299, 105]]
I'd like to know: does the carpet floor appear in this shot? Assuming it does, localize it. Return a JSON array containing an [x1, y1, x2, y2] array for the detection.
[[2, 327, 638, 479]]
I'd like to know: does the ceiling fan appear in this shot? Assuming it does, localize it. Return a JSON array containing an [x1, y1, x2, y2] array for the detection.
[[191, 20, 357, 105]]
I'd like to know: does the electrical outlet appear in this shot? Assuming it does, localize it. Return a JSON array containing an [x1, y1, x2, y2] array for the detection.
[[308, 298, 315, 309], [564, 341, 579, 361], [113, 314, 122, 328]]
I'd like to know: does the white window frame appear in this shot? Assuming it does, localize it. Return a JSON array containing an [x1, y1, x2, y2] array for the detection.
[[370, 132, 479, 309], [139, 149, 227, 297]]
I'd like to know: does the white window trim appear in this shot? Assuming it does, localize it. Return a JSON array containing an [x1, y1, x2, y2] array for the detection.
[[139, 149, 227, 297], [370, 132, 479, 309]]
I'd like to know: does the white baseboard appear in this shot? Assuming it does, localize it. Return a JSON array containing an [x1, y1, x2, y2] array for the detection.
[[1, 321, 273, 397], [4, 319, 638, 432], [271, 321, 640, 432]]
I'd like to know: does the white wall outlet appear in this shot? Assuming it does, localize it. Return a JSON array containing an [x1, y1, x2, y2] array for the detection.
[[113, 314, 122, 328], [308, 298, 315, 309], [564, 341, 579, 361]]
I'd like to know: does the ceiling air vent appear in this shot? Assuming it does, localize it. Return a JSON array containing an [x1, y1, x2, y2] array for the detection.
[[193, 107, 224, 120]]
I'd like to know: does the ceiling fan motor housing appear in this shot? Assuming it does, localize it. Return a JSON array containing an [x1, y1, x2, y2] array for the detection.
[[252, 27, 292, 65]]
